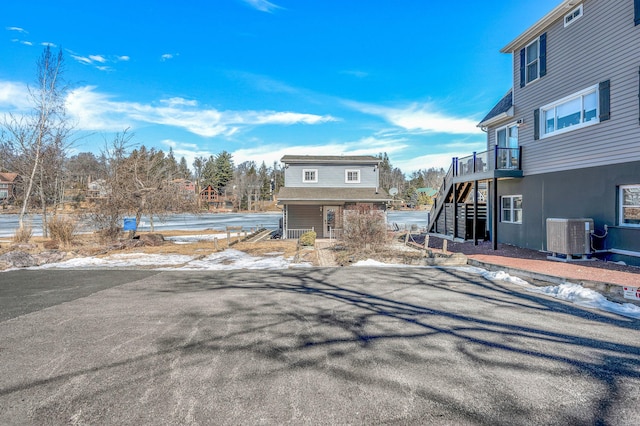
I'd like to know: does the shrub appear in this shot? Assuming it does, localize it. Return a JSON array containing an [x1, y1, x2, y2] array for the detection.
[[342, 204, 390, 250], [48, 216, 77, 247], [12, 224, 32, 244], [299, 230, 316, 246]]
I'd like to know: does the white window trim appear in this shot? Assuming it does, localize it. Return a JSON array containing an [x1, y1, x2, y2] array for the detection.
[[525, 38, 540, 85], [302, 169, 318, 183], [501, 195, 523, 224], [539, 84, 599, 139], [619, 184, 640, 228], [345, 169, 361, 184], [564, 4, 583, 28]]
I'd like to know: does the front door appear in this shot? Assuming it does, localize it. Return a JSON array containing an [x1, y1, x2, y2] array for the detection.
[[323, 206, 340, 238]]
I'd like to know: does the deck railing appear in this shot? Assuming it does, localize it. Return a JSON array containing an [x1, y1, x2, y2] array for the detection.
[[287, 227, 314, 239], [428, 146, 522, 231]]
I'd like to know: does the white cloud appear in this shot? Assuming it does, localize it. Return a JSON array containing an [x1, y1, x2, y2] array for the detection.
[[41, 42, 57, 47], [348, 101, 484, 135], [161, 53, 174, 61], [6, 26, 27, 33], [89, 55, 107, 63], [240, 0, 282, 13], [71, 55, 93, 65], [62, 85, 336, 137], [230, 136, 407, 168], [117, 55, 130, 61], [0, 81, 32, 110]]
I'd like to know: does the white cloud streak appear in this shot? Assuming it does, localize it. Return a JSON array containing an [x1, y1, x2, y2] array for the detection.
[[240, 0, 282, 13], [61, 86, 336, 137], [6, 26, 27, 33], [348, 101, 483, 135]]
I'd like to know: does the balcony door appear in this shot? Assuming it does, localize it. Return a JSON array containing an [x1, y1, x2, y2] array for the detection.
[[496, 124, 519, 169]]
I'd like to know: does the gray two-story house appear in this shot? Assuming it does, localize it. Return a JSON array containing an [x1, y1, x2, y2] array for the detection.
[[277, 155, 390, 239], [429, 0, 640, 266]]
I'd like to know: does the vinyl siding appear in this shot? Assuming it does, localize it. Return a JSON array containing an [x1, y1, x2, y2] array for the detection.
[[502, 0, 640, 176], [287, 205, 323, 233], [284, 163, 378, 188]]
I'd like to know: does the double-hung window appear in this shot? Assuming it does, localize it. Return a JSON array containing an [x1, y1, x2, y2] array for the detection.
[[345, 169, 360, 184], [520, 33, 546, 87], [501, 195, 522, 224], [302, 169, 318, 183], [620, 185, 640, 227]]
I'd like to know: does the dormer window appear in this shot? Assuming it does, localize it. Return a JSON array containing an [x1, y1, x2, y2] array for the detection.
[[564, 4, 583, 27]]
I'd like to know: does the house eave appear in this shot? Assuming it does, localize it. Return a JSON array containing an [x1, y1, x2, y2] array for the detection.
[[478, 106, 514, 128], [500, 0, 580, 53]]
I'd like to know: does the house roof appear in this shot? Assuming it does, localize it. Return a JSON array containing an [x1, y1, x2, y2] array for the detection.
[[501, 0, 578, 52], [281, 155, 380, 164], [416, 187, 438, 197], [277, 187, 390, 203], [0, 172, 18, 183], [478, 90, 513, 127]]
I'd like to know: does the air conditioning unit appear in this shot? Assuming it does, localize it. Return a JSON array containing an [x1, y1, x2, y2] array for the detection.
[[546, 218, 594, 260]]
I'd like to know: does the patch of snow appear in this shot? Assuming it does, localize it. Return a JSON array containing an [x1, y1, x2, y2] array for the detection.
[[171, 249, 310, 270], [351, 259, 408, 267], [529, 283, 640, 319], [165, 234, 226, 244], [33, 253, 196, 269]]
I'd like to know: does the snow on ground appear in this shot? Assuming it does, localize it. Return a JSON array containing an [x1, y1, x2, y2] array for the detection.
[[29, 249, 311, 271], [529, 283, 640, 319]]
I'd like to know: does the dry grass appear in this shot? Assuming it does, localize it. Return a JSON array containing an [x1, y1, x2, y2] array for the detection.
[[1, 228, 314, 265]]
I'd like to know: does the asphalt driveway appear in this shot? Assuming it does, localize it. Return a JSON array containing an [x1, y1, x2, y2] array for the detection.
[[1, 267, 639, 425]]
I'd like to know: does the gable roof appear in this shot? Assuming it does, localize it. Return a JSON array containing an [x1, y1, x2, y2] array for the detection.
[[0, 172, 18, 183], [281, 155, 380, 164], [478, 90, 513, 127], [501, 0, 578, 52]]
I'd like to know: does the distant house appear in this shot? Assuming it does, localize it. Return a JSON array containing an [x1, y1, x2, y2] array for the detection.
[[0, 172, 19, 203], [172, 179, 196, 193], [199, 185, 231, 209], [428, 0, 640, 265], [87, 179, 108, 199], [277, 155, 391, 239]]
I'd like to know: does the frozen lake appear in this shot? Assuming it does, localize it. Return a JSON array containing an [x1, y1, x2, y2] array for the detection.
[[0, 210, 429, 238]]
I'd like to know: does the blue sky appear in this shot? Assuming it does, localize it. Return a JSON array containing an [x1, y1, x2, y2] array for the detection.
[[1, 0, 560, 173]]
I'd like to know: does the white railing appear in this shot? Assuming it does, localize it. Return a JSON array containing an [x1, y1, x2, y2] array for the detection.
[[287, 227, 314, 239]]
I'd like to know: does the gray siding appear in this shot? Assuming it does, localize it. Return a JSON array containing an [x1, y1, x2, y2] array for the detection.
[[496, 160, 640, 265], [284, 163, 378, 188], [287, 205, 323, 233], [497, 0, 640, 175]]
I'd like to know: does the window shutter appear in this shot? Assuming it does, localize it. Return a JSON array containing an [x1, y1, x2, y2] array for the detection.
[[599, 80, 611, 122], [533, 109, 540, 140], [519, 48, 526, 88], [635, 0, 640, 25], [539, 33, 547, 78]]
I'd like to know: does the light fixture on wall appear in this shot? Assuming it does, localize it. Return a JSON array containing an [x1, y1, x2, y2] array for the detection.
[[373, 165, 378, 172], [516, 118, 524, 126]]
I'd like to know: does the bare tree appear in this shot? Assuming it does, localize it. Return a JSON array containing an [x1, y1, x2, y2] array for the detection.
[[1, 46, 70, 236]]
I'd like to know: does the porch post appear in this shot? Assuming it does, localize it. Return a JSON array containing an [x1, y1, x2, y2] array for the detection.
[[452, 183, 458, 238], [473, 179, 478, 246], [492, 177, 498, 250]]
